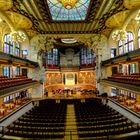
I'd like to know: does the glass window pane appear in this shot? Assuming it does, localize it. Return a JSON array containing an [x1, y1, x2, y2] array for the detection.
[[47, 0, 91, 21]]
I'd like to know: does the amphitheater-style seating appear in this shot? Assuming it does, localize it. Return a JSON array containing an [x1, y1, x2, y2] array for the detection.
[[5, 100, 67, 138]]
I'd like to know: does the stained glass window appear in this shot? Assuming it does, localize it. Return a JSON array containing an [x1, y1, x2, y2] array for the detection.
[[111, 48, 116, 58], [3, 34, 14, 54], [80, 48, 94, 65], [3, 66, 13, 78], [118, 32, 134, 55], [47, 0, 91, 20], [16, 67, 20, 76], [47, 48, 58, 65], [3, 34, 20, 56], [15, 42, 20, 57]]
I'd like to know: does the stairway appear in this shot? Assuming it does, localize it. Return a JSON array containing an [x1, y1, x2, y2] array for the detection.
[[64, 104, 78, 140]]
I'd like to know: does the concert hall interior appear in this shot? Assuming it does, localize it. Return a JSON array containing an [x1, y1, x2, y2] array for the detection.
[[0, 0, 140, 139]]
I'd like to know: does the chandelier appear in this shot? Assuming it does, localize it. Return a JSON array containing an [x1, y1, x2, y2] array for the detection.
[[10, 31, 26, 42], [135, 10, 140, 23], [112, 29, 127, 41], [59, 0, 79, 9]]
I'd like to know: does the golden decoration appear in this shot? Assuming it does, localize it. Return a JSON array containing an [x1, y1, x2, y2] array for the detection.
[[101, 28, 112, 38], [0, 0, 13, 10], [6, 11, 32, 29], [10, 31, 26, 42], [123, 0, 140, 9], [26, 29, 39, 39], [105, 10, 130, 28], [0, 22, 11, 35], [112, 29, 127, 41], [59, 0, 79, 9]]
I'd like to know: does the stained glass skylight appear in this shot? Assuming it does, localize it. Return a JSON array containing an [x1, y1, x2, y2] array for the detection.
[[47, 0, 91, 21]]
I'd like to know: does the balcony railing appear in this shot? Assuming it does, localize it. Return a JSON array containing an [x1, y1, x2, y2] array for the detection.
[[101, 48, 140, 66], [0, 81, 39, 97], [0, 51, 38, 67]]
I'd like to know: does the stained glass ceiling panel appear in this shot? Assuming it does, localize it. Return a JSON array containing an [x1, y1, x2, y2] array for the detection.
[[47, 0, 91, 21]]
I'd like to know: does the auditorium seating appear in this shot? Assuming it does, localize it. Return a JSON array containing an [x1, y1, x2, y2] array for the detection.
[[0, 76, 37, 90], [74, 98, 139, 139], [3, 98, 140, 139], [5, 100, 67, 138], [107, 73, 140, 86]]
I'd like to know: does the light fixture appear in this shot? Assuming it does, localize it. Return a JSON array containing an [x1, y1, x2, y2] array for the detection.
[[112, 29, 127, 41], [135, 10, 140, 23], [61, 38, 77, 43], [10, 31, 26, 42], [59, 0, 79, 9]]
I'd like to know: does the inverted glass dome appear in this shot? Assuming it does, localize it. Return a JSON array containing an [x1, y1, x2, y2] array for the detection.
[[47, 0, 91, 21]]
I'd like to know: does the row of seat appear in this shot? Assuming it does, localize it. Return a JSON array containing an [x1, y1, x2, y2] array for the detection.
[[4, 98, 140, 139], [5, 101, 67, 138], [107, 74, 140, 85], [74, 98, 139, 138], [0, 78, 37, 90]]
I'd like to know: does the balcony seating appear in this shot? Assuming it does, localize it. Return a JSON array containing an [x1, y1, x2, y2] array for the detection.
[[0, 76, 37, 90], [107, 73, 140, 86]]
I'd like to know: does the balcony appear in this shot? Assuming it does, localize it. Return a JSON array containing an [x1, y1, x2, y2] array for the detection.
[[0, 51, 38, 67], [101, 79, 140, 93], [0, 81, 39, 97], [101, 48, 140, 66]]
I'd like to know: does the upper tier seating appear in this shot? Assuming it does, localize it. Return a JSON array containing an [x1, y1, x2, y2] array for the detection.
[[0, 76, 37, 90], [107, 73, 140, 86]]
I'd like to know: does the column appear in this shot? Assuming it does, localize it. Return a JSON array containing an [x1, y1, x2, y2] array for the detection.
[[96, 47, 102, 92]]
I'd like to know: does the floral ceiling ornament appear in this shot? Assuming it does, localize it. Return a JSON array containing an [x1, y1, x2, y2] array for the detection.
[[112, 29, 127, 41]]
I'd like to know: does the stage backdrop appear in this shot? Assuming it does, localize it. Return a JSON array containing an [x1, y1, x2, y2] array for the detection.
[[44, 71, 96, 92]]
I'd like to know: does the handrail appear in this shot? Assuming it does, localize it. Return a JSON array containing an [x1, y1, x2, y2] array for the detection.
[[101, 48, 140, 66], [0, 51, 38, 67], [0, 81, 39, 97]]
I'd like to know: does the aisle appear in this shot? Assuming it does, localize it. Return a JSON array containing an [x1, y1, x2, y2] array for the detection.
[[64, 104, 78, 140]]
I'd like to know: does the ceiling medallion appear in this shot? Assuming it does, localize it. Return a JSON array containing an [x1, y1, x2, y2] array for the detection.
[[58, 0, 79, 9]]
